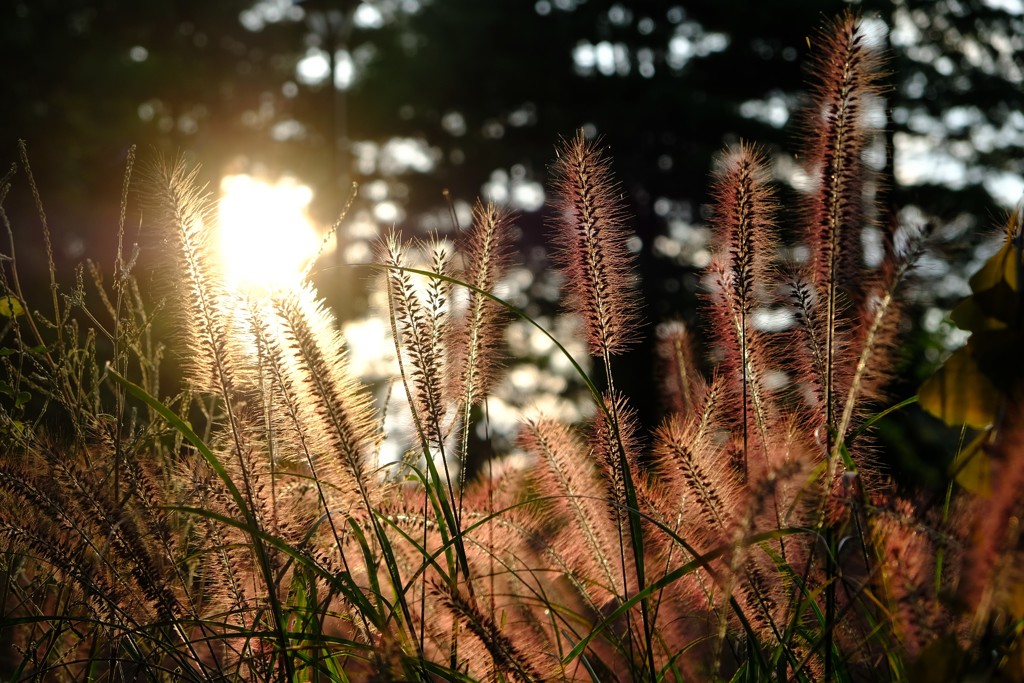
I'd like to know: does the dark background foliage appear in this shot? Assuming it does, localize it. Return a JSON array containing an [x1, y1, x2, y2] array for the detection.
[[3, 0, 1022, 483]]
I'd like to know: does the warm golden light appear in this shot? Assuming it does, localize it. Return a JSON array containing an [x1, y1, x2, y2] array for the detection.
[[218, 174, 320, 293]]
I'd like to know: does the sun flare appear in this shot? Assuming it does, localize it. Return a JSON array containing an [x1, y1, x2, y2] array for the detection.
[[217, 174, 320, 294]]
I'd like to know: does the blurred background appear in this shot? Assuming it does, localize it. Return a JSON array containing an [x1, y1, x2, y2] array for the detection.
[[2, 0, 1022, 483]]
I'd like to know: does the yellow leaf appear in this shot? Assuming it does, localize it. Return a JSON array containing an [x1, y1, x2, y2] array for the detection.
[[949, 430, 991, 495], [918, 344, 1001, 429], [969, 202, 1023, 299], [949, 295, 1007, 333], [969, 240, 1020, 295], [1006, 561, 1024, 619], [906, 636, 967, 682], [0, 294, 24, 318]]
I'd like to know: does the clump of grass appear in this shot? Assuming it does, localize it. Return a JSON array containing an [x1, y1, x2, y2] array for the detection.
[[1, 10, 1023, 682]]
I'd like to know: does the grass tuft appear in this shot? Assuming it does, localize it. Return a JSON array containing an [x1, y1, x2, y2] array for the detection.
[[1, 12, 1022, 682]]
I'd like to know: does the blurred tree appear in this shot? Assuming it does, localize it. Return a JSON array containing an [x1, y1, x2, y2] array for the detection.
[[329, 0, 1023, 437], [1, 0, 304, 276], [338, 0, 1022, 313], [6, 0, 1020, 293], [3, 0, 1022, 461]]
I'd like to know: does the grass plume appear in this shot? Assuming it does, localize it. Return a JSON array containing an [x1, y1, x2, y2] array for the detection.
[[550, 130, 642, 359]]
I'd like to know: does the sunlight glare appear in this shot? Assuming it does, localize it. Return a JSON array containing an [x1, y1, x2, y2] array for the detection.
[[218, 174, 320, 294]]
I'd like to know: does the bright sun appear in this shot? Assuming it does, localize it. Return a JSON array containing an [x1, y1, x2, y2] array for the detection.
[[218, 174, 321, 294]]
